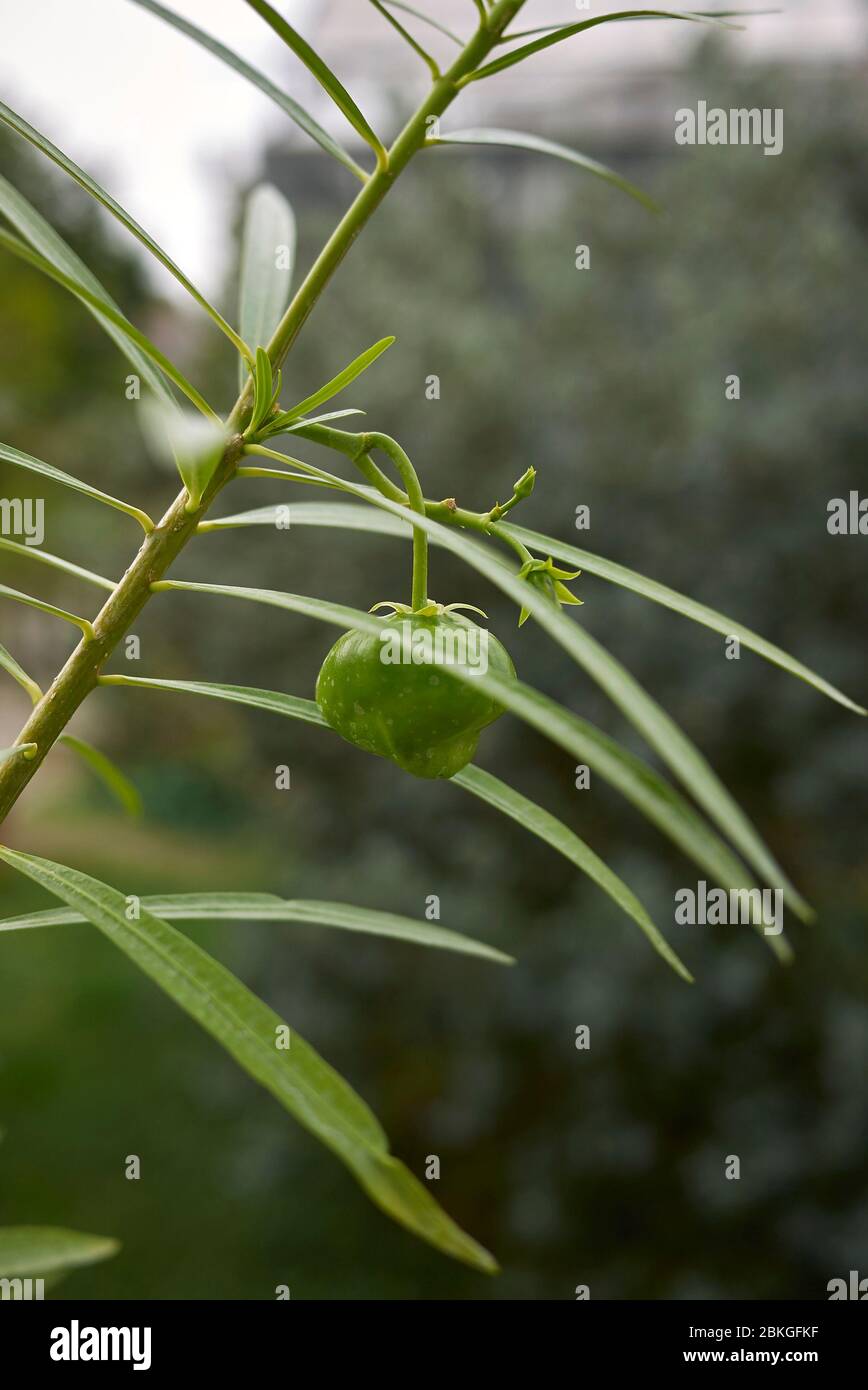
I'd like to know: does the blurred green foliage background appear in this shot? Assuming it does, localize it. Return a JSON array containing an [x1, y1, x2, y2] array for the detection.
[[0, 41, 866, 1299]]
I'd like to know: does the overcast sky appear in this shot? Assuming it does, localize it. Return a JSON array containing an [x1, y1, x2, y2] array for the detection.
[[0, 0, 319, 300], [0, 1, 863, 304]]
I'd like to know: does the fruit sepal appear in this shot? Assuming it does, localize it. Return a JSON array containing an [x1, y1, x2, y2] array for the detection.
[[370, 599, 489, 620]]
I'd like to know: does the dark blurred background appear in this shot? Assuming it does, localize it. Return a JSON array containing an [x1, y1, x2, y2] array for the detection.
[[0, 10, 866, 1299]]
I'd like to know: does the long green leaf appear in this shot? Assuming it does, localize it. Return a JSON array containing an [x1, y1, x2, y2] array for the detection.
[[0, 536, 115, 591], [0, 846, 496, 1273], [0, 172, 178, 410], [283, 408, 366, 431], [0, 440, 153, 532], [0, 99, 251, 361], [126, 0, 365, 180], [500, 23, 577, 42], [206, 499, 863, 717], [100, 673, 326, 727], [59, 736, 143, 819], [468, 9, 744, 83], [204, 499, 405, 535], [452, 765, 691, 980], [250, 347, 275, 432], [228, 469, 342, 495], [0, 229, 218, 421], [0, 1227, 119, 1278], [428, 128, 658, 212], [0, 641, 41, 703], [383, 2, 462, 45], [238, 185, 296, 392], [0, 745, 36, 768], [139, 591, 790, 957], [0, 583, 92, 637], [503, 522, 866, 717], [201, 468, 810, 922], [244, 0, 385, 159], [97, 675, 690, 978], [274, 337, 395, 427], [0, 890, 511, 963]]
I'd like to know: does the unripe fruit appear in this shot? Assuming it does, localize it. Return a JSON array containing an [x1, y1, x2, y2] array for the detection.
[[316, 608, 515, 779]]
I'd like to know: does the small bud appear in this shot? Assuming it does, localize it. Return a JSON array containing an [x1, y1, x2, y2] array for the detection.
[[516, 555, 582, 627], [512, 466, 536, 500]]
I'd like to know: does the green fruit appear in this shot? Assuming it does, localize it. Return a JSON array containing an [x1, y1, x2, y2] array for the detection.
[[316, 605, 516, 779]]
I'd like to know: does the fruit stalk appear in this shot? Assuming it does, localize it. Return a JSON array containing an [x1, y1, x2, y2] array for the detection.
[[356, 433, 429, 609]]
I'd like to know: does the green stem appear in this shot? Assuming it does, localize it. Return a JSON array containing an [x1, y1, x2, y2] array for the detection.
[[288, 422, 405, 501], [243, 435, 533, 576], [248, 433, 430, 609], [274, 420, 534, 570], [263, 0, 526, 367], [0, 0, 527, 824], [487, 520, 535, 566]]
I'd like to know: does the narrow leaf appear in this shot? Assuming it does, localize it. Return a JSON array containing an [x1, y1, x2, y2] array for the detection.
[[503, 521, 866, 717], [468, 9, 744, 83], [0, 890, 511, 963], [100, 673, 327, 728], [0, 440, 153, 532], [500, 24, 576, 41], [202, 499, 405, 535], [126, 1, 365, 179], [141, 405, 227, 511], [279, 337, 394, 424], [59, 736, 143, 819], [499, 13, 766, 41], [1, 890, 283, 931], [383, 3, 462, 44], [0, 172, 178, 410], [244, 0, 385, 159], [282, 409, 365, 431], [0, 536, 115, 591], [428, 128, 658, 212], [0, 745, 36, 768], [97, 677, 691, 977], [0, 98, 251, 360], [454, 765, 691, 980], [238, 184, 296, 392], [0, 229, 219, 420], [0, 640, 41, 703], [0, 583, 92, 637], [0, 848, 497, 1273], [234, 466, 343, 493], [370, 1, 439, 75], [0, 1227, 119, 1278], [250, 347, 275, 433]]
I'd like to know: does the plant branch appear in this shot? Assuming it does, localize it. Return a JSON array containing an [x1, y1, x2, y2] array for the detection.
[[0, 0, 528, 824], [243, 429, 534, 579]]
